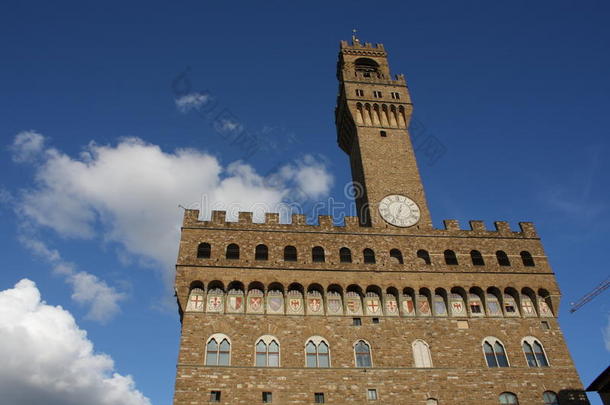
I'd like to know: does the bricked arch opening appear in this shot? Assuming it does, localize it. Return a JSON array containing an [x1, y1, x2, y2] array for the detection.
[[197, 242, 211, 259], [287, 282, 304, 294], [312, 246, 325, 263], [389, 249, 403, 264], [248, 281, 265, 293], [226, 244, 239, 260], [347, 284, 363, 297], [520, 251, 535, 267], [268, 282, 284, 294], [208, 280, 225, 292], [363, 248, 376, 264], [503, 287, 521, 316], [339, 247, 352, 263], [255, 244, 268, 261], [496, 250, 510, 266], [444, 249, 458, 265], [416, 249, 431, 265], [284, 246, 297, 262], [227, 281, 244, 292], [470, 250, 484, 266]]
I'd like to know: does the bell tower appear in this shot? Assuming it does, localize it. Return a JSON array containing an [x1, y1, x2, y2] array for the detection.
[[335, 38, 432, 229]]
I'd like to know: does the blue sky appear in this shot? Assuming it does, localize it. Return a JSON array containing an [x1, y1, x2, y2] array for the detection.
[[1, 1, 609, 404]]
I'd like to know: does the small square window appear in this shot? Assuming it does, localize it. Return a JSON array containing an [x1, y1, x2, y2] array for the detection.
[[372, 317, 380, 324], [367, 389, 378, 400], [541, 321, 550, 330], [262, 391, 272, 403], [210, 391, 221, 402], [380, 130, 387, 137], [315, 392, 325, 403], [505, 305, 516, 313], [353, 317, 362, 326]]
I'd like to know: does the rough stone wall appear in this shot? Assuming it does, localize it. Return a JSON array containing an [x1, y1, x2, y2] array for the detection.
[[172, 213, 586, 404]]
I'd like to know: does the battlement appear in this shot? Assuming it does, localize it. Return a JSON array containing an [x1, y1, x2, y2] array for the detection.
[[340, 39, 387, 57], [182, 209, 538, 238]]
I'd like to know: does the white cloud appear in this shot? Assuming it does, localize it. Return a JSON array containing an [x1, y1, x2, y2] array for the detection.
[[0, 279, 151, 405], [13, 133, 333, 284], [10, 130, 45, 162], [273, 155, 334, 200], [18, 234, 126, 323], [174, 92, 209, 113]]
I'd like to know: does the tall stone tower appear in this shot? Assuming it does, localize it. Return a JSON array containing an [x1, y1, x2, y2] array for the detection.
[[172, 39, 589, 404]]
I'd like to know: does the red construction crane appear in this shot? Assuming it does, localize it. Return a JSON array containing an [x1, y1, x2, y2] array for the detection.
[[569, 276, 610, 313]]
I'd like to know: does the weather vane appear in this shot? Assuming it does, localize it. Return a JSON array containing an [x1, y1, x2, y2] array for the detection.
[[352, 28, 359, 43]]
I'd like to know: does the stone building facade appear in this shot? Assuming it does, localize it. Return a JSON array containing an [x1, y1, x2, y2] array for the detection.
[[172, 39, 588, 404]]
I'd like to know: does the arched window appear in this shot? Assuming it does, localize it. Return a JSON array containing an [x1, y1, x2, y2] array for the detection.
[[412, 339, 432, 368], [470, 250, 484, 266], [522, 338, 549, 367], [520, 251, 535, 267], [284, 246, 297, 262], [255, 336, 280, 367], [255, 244, 268, 261], [305, 337, 330, 368], [496, 250, 510, 266], [444, 250, 458, 265], [543, 391, 559, 405], [354, 340, 372, 367], [312, 246, 325, 263], [197, 243, 211, 259], [417, 249, 431, 265], [483, 338, 509, 368], [205, 334, 230, 366], [226, 244, 239, 260], [390, 249, 404, 264], [363, 248, 376, 264], [499, 392, 519, 404], [339, 247, 352, 263]]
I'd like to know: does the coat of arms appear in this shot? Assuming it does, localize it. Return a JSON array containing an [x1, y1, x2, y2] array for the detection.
[[539, 301, 550, 315], [328, 298, 342, 313], [452, 301, 464, 313], [250, 297, 262, 311], [229, 296, 242, 311], [208, 296, 222, 311], [269, 297, 283, 312], [367, 299, 380, 313], [386, 300, 398, 313], [346, 299, 360, 313], [187, 294, 204, 311], [308, 298, 321, 312], [289, 298, 302, 312], [403, 299, 414, 314], [488, 301, 501, 315], [418, 300, 430, 314]]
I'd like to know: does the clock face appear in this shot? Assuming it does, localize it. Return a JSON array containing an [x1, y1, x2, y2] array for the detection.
[[378, 195, 420, 227]]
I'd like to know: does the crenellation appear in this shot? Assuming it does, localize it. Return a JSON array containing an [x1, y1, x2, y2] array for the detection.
[[469, 220, 487, 232], [291, 213, 306, 225], [265, 212, 279, 224], [443, 219, 460, 231], [493, 221, 512, 234], [518, 222, 538, 238], [211, 210, 226, 224], [183, 209, 538, 240], [238, 212, 252, 224]]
